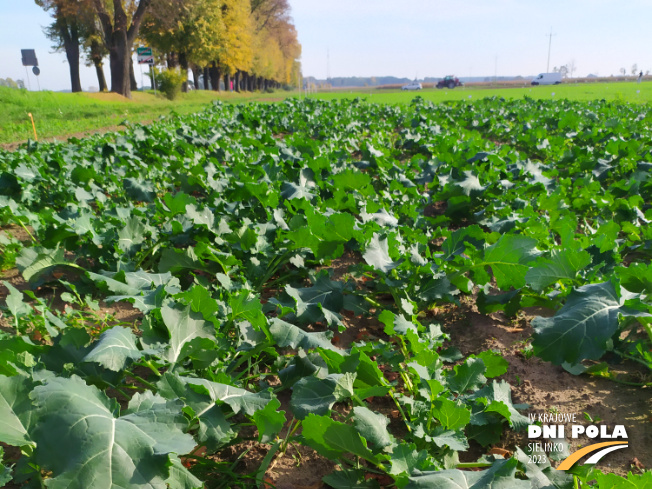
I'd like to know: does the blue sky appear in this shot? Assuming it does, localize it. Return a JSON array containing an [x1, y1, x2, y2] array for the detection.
[[0, 1, 650, 91]]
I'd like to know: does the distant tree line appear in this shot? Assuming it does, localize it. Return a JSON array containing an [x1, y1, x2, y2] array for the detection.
[[36, 0, 301, 98], [0, 78, 26, 89]]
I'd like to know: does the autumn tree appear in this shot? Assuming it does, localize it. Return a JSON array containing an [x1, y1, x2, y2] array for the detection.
[[219, 0, 253, 91], [84, 31, 109, 92], [250, 0, 300, 89], [91, 0, 153, 98], [141, 0, 223, 91], [36, 0, 91, 92]]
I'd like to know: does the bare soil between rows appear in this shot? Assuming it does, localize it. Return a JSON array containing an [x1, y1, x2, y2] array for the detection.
[[1, 240, 650, 489]]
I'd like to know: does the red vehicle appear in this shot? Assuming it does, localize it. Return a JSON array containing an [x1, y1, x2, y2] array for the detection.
[[436, 75, 463, 89]]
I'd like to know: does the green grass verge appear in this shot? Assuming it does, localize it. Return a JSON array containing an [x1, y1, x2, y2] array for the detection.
[[0, 87, 290, 145]]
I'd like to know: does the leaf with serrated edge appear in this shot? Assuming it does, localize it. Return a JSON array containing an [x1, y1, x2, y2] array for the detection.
[[30, 376, 194, 489], [161, 304, 216, 364], [363, 233, 401, 273], [0, 373, 34, 447], [353, 407, 392, 450], [532, 281, 639, 365], [183, 378, 271, 416], [291, 373, 355, 419], [83, 326, 143, 371], [406, 458, 531, 489]]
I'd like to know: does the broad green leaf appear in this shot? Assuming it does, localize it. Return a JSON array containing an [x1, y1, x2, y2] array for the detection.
[[429, 427, 469, 451], [163, 192, 196, 216], [476, 351, 509, 378], [253, 398, 286, 443], [513, 447, 574, 489], [185, 204, 216, 230], [532, 281, 639, 365], [229, 291, 267, 330], [161, 304, 216, 364], [166, 455, 203, 489], [456, 171, 485, 196], [478, 235, 539, 289], [389, 443, 430, 476], [447, 357, 487, 394], [179, 284, 223, 322], [86, 271, 141, 295], [431, 398, 471, 431], [406, 458, 531, 489], [16, 246, 81, 282], [2, 281, 32, 319], [322, 469, 378, 489], [118, 216, 148, 253], [269, 318, 338, 351], [183, 378, 271, 416], [0, 446, 11, 486], [30, 376, 194, 489], [156, 373, 235, 451], [0, 373, 35, 447], [290, 373, 355, 419], [363, 233, 401, 273], [83, 326, 143, 371], [617, 263, 652, 294], [470, 381, 529, 429], [352, 407, 392, 450], [592, 471, 652, 489], [124, 178, 156, 202], [301, 414, 383, 464], [526, 247, 592, 292]]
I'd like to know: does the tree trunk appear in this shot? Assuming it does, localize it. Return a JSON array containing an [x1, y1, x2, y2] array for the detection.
[[234, 71, 241, 92], [108, 37, 130, 97], [210, 62, 221, 92], [90, 39, 107, 91], [94, 61, 108, 92], [130, 58, 138, 91], [179, 52, 189, 92], [66, 42, 82, 93], [191, 65, 200, 91], [225, 72, 231, 92], [93, 0, 152, 98], [167, 52, 179, 69], [56, 11, 82, 93], [203, 66, 210, 90]]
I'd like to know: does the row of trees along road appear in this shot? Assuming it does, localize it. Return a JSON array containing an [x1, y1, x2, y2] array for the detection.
[[36, 0, 301, 98]]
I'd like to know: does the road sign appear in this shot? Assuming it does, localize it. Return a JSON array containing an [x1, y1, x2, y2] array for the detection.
[[32, 66, 40, 76], [137, 47, 154, 65], [21, 49, 38, 66]]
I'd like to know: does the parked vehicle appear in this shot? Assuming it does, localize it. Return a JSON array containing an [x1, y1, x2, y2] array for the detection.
[[402, 81, 422, 91], [531, 73, 562, 85], [436, 75, 463, 89]]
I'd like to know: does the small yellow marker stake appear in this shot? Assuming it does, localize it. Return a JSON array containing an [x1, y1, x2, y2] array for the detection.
[[28, 112, 38, 141]]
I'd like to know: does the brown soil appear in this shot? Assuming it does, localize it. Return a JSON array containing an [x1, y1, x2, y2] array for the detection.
[[1, 253, 649, 488], [441, 298, 651, 476], [0, 125, 133, 152]]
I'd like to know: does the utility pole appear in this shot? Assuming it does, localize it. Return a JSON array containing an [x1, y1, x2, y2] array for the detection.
[[494, 56, 498, 84], [546, 27, 556, 73], [327, 48, 331, 90]]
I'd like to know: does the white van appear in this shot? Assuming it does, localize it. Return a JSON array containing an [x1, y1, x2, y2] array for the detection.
[[531, 73, 562, 85]]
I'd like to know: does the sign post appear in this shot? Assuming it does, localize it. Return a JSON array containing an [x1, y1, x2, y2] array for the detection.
[[136, 47, 155, 93], [21, 49, 38, 91]]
